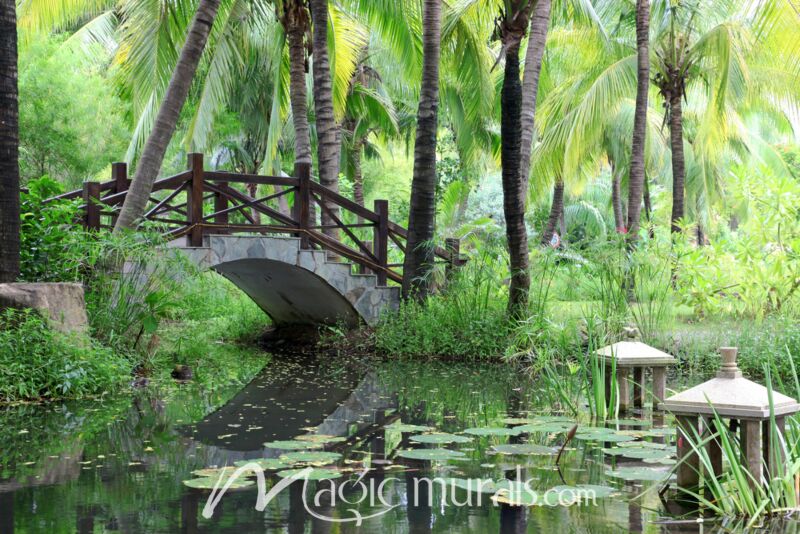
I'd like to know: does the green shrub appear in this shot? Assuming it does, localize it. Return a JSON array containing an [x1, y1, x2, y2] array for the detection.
[[0, 309, 130, 402]]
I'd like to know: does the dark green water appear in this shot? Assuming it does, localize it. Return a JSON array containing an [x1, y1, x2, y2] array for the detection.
[[0, 353, 797, 533]]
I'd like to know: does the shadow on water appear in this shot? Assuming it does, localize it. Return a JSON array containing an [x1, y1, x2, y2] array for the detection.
[[0, 351, 798, 533]]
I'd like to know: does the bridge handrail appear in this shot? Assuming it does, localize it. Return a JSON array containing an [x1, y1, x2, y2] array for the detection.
[[41, 154, 463, 285]]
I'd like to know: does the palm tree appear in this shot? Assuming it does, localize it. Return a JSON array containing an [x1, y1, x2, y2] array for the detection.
[[114, 0, 222, 231], [310, 0, 342, 249], [519, 0, 552, 204], [541, 179, 564, 246], [402, 0, 442, 300], [626, 0, 650, 242], [499, 0, 532, 315], [0, 0, 19, 282]]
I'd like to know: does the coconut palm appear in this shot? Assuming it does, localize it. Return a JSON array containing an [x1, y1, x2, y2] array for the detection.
[[113, 0, 222, 230], [626, 0, 650, 241], [402, 0, 442, 300], [0, 0, 19, 281]]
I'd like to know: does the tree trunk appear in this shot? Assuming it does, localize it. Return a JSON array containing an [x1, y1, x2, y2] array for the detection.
[[696, 224, 705, 247], [612, 173, 625, 233], [310, 0, 341, 255], [352, 137, 365, 209], [402, 0, 442, 300], [669, 95, 685, 234], [501, 41, 531, 315], [518, 0, 552, 205], [626, 0, 649, 242], [284, 2, 315, 227], [0, 0, 19, 282], [541, 180, 564, 246], [115, 0, 221, 231], [643, 172, 654, 238]]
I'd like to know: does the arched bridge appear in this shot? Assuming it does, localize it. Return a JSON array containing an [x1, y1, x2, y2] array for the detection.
[[47, 154, 462, 327]]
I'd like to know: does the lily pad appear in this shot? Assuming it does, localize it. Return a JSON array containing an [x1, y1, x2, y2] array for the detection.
[[492, 443, 557, 456], [550, 484, 618, 502], [233, 458, 290, 470], [277, 468, 342, 481], [607, 419, 651, 427], [263, 440, 322, 450], [396, 449, 466, 461], [463, 427, 522, 437], [385, 422, 434, 433], [605, 466, 671, 482], [514, 422, 575, 434], [409, 433, 473, 444], [183, 477, 254, 490], [279, 451, 342, 465], [191, 467, 243, 478], [491, 481, 539, 506], [295, 434, 347, 444]]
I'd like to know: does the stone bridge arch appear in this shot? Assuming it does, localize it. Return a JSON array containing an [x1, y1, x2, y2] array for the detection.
[[175, 235, 399, 327]]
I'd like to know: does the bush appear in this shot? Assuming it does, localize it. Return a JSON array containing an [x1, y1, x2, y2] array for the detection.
[[0, 309, 130, 402]]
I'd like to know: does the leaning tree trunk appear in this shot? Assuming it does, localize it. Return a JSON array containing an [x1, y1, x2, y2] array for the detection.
[[612, 173, 625, 233], [518, 0, 552, 205], [115, 0, 221, 232], [541, 180, 564, 246], [310, 0, 341, 255], [501, 41, 531, 315], [402, 0, 442, 300], [626, 0, 649, 243], [0, 0, 19, 282], [669, 94, 685, 234]]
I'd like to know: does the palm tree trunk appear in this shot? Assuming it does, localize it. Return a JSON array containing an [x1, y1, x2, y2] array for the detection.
[[626, 0, 649, 242], [518, 0, 552, 205], [696, 224, 704, 247], [669, 95, 685, 234], [402, 0, 442, 300], [310, 0, 341, 254], [612, 174, 624, 233], [541, 180, 564, 246], [114, 0, 221, 231], [644, 172, 654, 238], [501, 41, 531, 315], [246, 183, 262, 225], [352, 137, 365, 209], [0, 0, 19, 282]]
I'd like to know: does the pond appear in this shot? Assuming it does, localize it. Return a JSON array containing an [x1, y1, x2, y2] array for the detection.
[[0, 351, 797, 533]]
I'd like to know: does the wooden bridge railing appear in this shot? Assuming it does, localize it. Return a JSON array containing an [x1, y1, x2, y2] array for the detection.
[[45, 153, 463, 285]]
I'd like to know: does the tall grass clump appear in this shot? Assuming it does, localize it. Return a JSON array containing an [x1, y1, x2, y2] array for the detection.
[[0, 309, 129, 402], [375, 248, 511, 359]]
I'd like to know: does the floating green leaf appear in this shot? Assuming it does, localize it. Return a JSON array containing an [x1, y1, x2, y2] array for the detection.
[[277, 468, 342, 480], [233, 459, 290, 470], [279, 451, 342, 465], [409, 433, 472, 444], [385, 423, 434, 433], [396, 449, 467, 461], [295, 434, 347, 444], [463, 427, 522, 437]]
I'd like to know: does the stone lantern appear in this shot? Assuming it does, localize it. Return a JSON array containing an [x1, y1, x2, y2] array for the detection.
[[596, 329, 676, 412], [662, 347, 800, 491]]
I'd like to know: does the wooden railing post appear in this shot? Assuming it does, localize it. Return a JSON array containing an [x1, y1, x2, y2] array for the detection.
[[214, 189, 228, 235], [110, 162, 128, 225], [446, 238, 461, 279], [187, 153, 204, 247], [82, 181, 101, 230], [373, 199, 389, 285], [293, 162, 311, 249]]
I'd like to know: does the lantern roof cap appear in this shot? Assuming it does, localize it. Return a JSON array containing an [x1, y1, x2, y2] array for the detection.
[[662, 348, 800, 419], [595, 341, 676, 366]]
